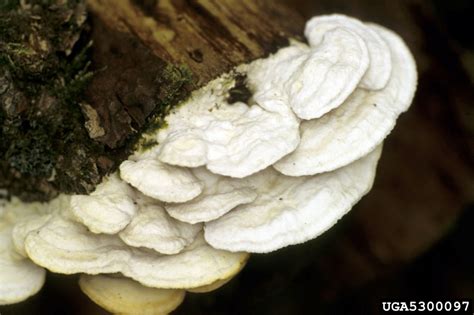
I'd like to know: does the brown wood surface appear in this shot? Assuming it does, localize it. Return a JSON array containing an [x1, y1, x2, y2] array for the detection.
[[1, 0, 305, 200], [81, 0, 304, 157], [87, 0, 304, 83], [0, 0, 304, 201]]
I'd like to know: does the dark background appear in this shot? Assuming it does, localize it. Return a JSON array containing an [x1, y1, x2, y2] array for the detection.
[[1, 0, 473, 314]]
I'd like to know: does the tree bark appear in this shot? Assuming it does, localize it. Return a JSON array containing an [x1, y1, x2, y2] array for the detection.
[[88, 0, 304, 82], [0, 0, 304, 200], [76, 0, 305, 170], [83, 0, 304, 148]]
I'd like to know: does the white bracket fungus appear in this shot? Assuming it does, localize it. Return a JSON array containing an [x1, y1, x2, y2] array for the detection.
[[22, 209, 249, 289], [12, 214, 51, 258], [70, 173, 137, 234], [156, 76, 300, 178], [274, 24, 417, 176], [0, 14, 417, 311], [0, 200, 46, 305], [118, 194, 202, 254], [305, 14, 392, 90], [279, 26, 370, 120], [120, 159, 203, 203], [79, 274, 186, 315], [204, 145, 382, 253], [164, 167, 258, 224], [11, 195, 69, 257], [186, 253, 249, 293], [0, 226, 46, 305]]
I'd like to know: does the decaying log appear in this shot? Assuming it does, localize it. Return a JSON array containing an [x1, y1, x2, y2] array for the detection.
[[0, 0, 304, 200], [88, 0, 303, 82], [83, 0, 304, 148]]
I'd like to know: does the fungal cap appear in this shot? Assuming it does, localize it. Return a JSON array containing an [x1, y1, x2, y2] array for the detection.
[[79, 274, 185, 315]]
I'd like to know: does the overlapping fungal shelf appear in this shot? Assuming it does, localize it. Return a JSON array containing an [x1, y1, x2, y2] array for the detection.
[[0, 15, 416, 314]]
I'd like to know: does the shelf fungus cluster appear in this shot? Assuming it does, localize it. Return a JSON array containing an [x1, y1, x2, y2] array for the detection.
[[0, 15, 416, 314]]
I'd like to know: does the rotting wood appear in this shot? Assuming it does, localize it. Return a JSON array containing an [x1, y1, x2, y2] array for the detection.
[[87, 0, 304, 83], [83, 0, 304, 150], [0, 0, 304, 201]]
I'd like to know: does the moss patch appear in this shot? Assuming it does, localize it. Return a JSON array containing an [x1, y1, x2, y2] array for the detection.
[[0, 2, 194, 201]]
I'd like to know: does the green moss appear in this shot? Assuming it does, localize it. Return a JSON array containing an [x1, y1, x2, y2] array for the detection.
[[0, 1, 196, 201], [137, 64, 193, 150], [53, 43, 94, 106], [154, 64, 193, 113], [0, 0, 20, 10], [0, 0, 98, 200], [5, 122, 55, 177]]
